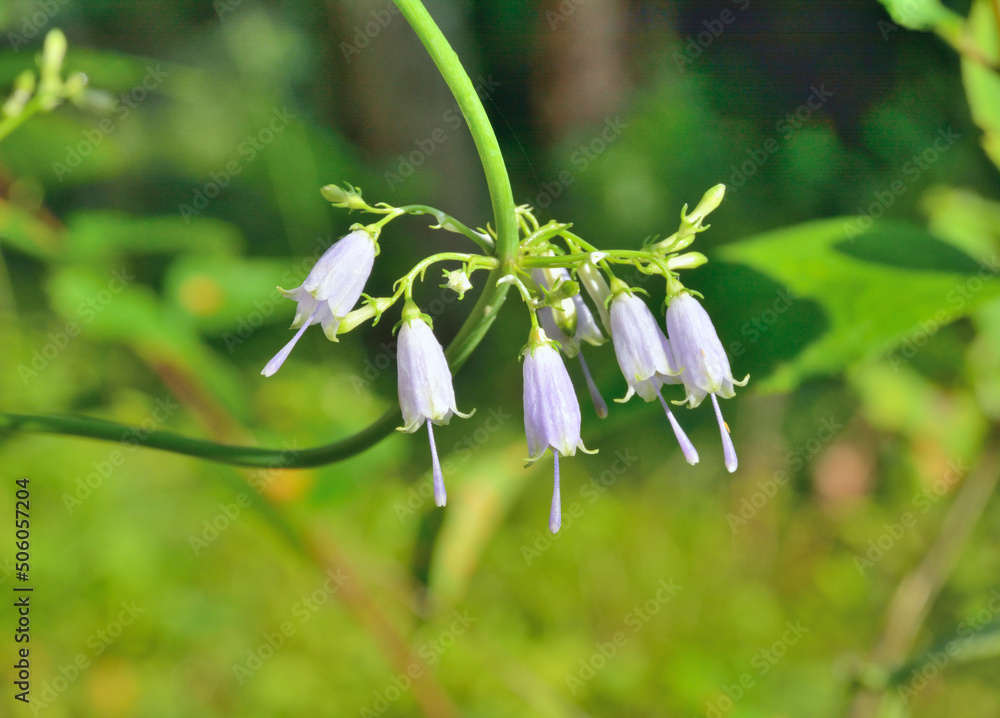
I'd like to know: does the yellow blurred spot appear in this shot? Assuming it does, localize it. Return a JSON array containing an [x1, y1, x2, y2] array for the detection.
[[178, 274, 225, 317], [724, 421, 731, 433], [87, 658, 139, 718], [261, 468, 314, 503]]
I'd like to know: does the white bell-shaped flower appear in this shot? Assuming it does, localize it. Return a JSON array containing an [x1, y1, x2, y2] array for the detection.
[[533, 268, 608, 417], [396, 303, 471, 507], [609, 281, 698, 465], [522, 327, 593, 533], [666, 292, 748, 472], [262, 228, 377, 377]]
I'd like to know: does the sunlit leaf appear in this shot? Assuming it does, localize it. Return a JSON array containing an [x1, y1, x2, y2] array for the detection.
[[718, 219, 1000, 392], [961, 0, 1000, 171]]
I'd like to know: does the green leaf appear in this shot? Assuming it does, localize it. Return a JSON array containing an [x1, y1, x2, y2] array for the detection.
[[46, 265, 250, 419], [0, 197, 62, 260], [922, 187, 1000, 258], [878, 0, 962, 32], [64, 210, 242, 263], [162, 254, 299, 335], [890, 623, 1000, 687], [961, 0, 1000, 171], [717, 219, 1000, 392]]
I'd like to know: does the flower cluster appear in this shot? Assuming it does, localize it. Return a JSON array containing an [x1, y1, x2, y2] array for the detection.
[[260, 183, 747, 533]]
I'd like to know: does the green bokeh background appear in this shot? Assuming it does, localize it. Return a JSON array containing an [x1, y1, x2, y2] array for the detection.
[[2, 0, 1000, 716]]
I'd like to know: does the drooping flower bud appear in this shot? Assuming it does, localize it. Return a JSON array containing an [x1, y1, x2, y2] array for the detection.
[[609, 280, 698, 465], [666, 292, 748, 472], [609, 282, 676, 403], [522, 327, 593, 533], [262, 228, 376, 377], [686, 183, 726, 227], [396, 302, 472, 507]]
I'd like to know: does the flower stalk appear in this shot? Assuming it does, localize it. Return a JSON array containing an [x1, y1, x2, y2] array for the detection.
[[0, 2, 748, 533]]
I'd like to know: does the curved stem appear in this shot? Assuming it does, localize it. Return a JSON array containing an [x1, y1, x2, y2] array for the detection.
[[363, 201, 493, 253], [393, 0, 519, 264], [392, 252, 498, 300], [0, 410, 402, 468]]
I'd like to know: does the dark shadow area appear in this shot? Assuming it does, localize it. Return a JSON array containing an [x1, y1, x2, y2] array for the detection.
[[834, 223, 986, 274], [694, 260, 829, 383]]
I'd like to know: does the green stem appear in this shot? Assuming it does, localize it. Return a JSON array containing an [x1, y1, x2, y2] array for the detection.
[[0, 0, 519, 469], [0, 411, 399, 468], [0, 96, 43, 143], [522, 250, 652, 267], [392, 0, 519, 264], [395, 252, 497, 293], [357, 200, 493, 253], [397, 205, 494, 253], [520, 220, 571, 250]]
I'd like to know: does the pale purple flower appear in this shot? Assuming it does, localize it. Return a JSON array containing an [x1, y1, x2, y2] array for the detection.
[[666, 292, 748, 472], [397, 309, 471, 507], [610, 289, 675, 401], [262, 228, 376, 377], [522, 328, 592, 533], [533, 268, 608, 417], [609, 284, 698, 465]]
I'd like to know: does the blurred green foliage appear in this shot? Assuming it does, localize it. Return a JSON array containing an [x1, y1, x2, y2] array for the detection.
[[1, 1, 1000, 717]]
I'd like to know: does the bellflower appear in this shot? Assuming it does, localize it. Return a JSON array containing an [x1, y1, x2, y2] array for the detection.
[[396, 303, 471, 507], [533, 268, 608, 417], [666, 292, 748, 472], [262, 228, 376, 377], [609, 281, 698, 465], [522, 327, 592, 533]]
